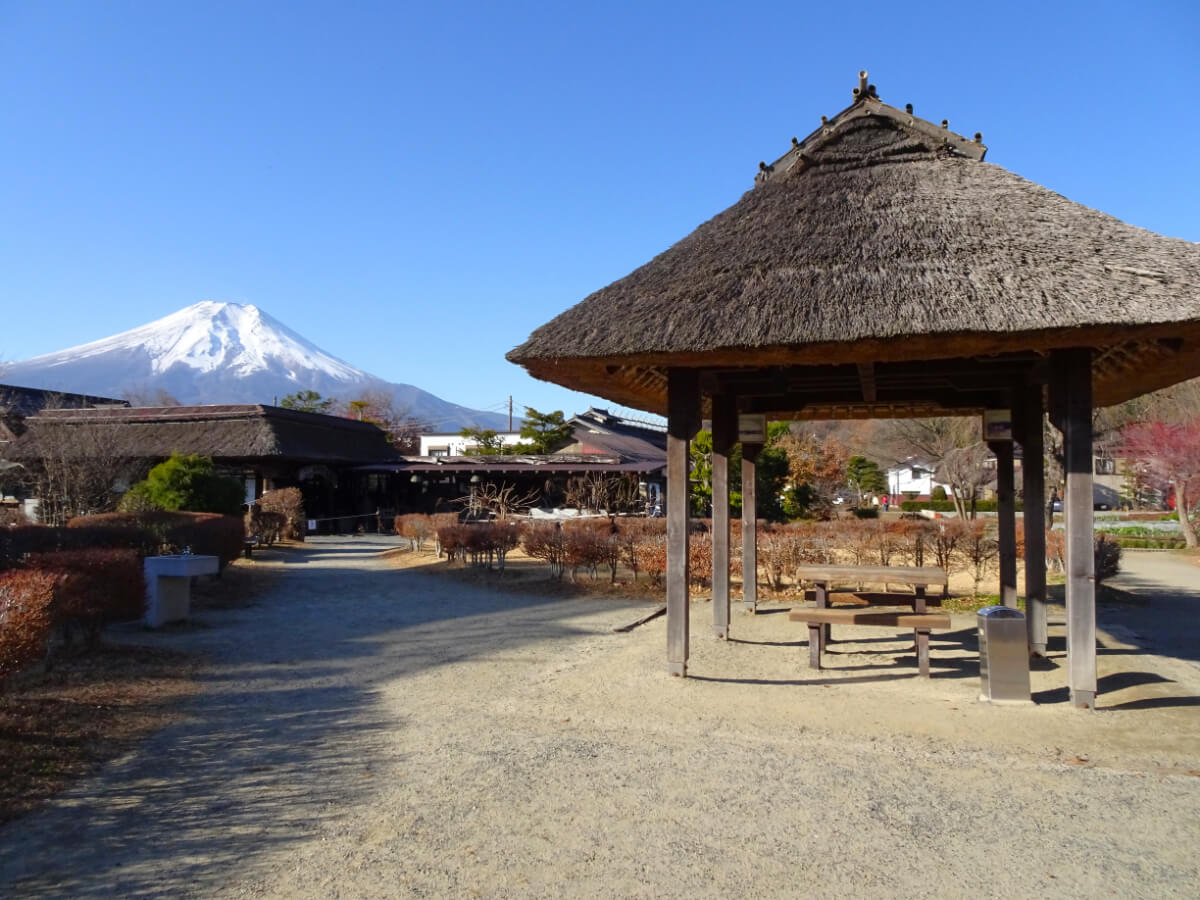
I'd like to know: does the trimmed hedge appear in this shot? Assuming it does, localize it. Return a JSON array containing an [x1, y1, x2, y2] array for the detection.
[[900, 500, 1025, 513], [0, 569, 57, 685], [67, 511, 245, 570], [30, 549, 145, 649]]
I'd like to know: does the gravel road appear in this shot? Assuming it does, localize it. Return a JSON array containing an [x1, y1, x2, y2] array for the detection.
[[1, 537, 1197, 898]]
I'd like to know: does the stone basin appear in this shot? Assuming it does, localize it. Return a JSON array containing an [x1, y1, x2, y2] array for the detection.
[[144, 554, 219, 627], [144, 554, 220, 579]]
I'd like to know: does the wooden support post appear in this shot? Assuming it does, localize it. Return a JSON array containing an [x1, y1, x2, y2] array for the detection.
[[1053, 349, 1097, 709], [808, 624, 822, 669], [666, 369, 700, 677], [711, 395, 735, 639], [741, 443, 762, 613], [1020, 385, 1049, 656], [916, 628, 931, 677], [988, 439, 1018, 608]]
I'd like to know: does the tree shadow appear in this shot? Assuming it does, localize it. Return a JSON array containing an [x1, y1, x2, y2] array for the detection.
[[0, 539, 635, 896]]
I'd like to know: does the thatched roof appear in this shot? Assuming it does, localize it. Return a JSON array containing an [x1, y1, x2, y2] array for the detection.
[[3, 405, 399, 463], [508, 76, 1200, 416]]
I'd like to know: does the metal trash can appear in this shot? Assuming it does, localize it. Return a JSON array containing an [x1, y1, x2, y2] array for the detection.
[[978, 606, 1031, 704]]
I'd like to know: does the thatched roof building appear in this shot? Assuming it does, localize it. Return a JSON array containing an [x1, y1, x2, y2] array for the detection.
[[509, 78, 1200, 417], [0, 382, 127, 446], [4, 404, 399, 464]]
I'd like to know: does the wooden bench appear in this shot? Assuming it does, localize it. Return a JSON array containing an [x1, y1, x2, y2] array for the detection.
[[787, 608, 952, 676]]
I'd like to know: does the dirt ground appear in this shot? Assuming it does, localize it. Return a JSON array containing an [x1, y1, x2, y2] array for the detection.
[[1, 536, 1197, 898]]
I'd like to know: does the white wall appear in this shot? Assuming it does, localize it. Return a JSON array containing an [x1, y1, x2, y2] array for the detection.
[[418, 432, 524, 457]]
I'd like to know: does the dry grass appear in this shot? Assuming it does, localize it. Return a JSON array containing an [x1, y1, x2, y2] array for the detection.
[[0, 644, 199, 825], [0, 557, 276, 825]]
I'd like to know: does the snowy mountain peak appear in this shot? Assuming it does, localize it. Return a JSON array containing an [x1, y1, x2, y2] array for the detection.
[[20, 301, 366, 383], [3, 301, 511, 432]]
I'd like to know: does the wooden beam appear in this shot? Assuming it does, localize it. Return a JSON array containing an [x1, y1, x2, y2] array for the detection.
[[1053, 348, 1097, 709], [667, 368, 700, 677], [711, 394, 735, 639], [741, 442, 762, 614], [988, 438, 1018, 608], [857, 362, 877, 402], [1019, 385, 1049, 656]]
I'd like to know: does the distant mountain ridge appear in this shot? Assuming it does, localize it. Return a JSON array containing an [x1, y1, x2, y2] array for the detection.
[[3, 301, 510, 431]]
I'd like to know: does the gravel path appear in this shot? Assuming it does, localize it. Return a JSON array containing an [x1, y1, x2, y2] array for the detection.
[[1, 537, 1198, 898], [1108, 550, 1200, 673]]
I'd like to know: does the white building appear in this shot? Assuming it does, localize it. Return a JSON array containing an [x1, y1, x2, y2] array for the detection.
[[418, 431, 524, 457], [885, 457, 950, 500]]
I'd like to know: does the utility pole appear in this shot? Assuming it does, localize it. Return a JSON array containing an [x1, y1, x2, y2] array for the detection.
[[508, 395, 513, 432]]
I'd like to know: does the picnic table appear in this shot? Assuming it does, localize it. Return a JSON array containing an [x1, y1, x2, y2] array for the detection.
[[790, 565, 951, 676]]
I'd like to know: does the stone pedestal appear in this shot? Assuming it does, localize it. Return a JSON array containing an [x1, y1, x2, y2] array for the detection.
[[144, 555, 219, 627]]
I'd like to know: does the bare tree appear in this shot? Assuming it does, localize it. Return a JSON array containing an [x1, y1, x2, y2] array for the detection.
[[935, 443, 993, 519], [455, 481, 539, 520], [877, 416, 979, 466], [339, 388, 427, 453], [19, 419, 146, 525], [122, 385, 182, 407]]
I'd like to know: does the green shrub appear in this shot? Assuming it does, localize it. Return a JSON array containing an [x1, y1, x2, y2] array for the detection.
[[931, 485, 948, 502], [123, 454, 244, 515]]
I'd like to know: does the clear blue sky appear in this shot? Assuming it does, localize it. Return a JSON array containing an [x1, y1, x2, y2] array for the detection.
[[2, 1, 1197, 421]]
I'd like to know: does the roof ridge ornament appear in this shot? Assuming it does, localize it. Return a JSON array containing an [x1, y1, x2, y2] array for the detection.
[[754, 70, 986, 186]]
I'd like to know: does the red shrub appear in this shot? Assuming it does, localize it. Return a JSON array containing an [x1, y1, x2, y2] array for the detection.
[[258, 488, 306, 541], [634, 534, 668, 588], [395, 514, 435, 551], [0, 569, 57, 685], [69, 511, 244, 570], [31, 549, 146, 649], [521, 521, 566, 579]]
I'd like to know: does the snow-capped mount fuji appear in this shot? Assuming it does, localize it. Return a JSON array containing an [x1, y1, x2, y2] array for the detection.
[[3, 301, 510, 431]]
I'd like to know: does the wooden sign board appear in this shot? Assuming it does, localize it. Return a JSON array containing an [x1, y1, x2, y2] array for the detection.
[[738, 414, 767, 443], [983, 409, 1013, 442]]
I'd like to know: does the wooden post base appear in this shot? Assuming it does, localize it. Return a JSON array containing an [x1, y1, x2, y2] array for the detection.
[[916, 628, 931, 677], [1071, 689, 1095, 710], [668, 661, 687, 677]]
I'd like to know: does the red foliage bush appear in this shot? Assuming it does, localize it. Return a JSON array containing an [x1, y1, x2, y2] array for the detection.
[[521, 521, 566, 579], [69, 512, 245, 570], [633, 534, 668, 588], [258, 488, 306, 541], [394, 514, 434, 550], [0, 569, 57, 685], [436, 522, 521, 572], [30, 549, 145, 649], [436, 524, 466, 562], [247, 509, 287, 545], [562, 527, 608, 581], [431, 513, 460, 556]]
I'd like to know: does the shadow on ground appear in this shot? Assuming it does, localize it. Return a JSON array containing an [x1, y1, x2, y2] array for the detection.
[[0, 537, 641, 896]]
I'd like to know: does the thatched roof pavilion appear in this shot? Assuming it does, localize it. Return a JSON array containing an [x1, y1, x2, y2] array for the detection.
[[509, 72, 1200, 710], [509, 77, 1200, 419]]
